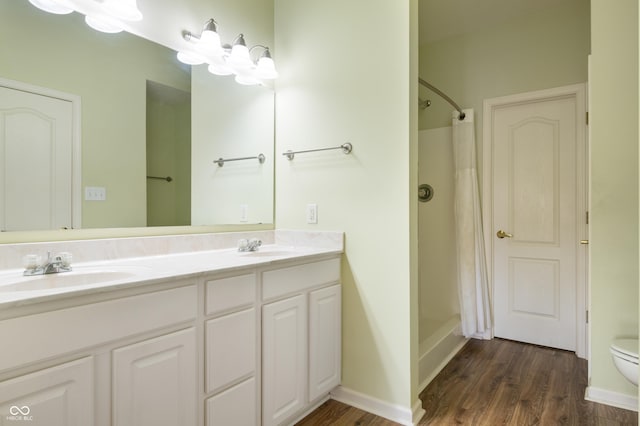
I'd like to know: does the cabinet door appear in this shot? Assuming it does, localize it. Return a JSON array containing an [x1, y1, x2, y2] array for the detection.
[[206, 308, 256, 393], [309, 285, 342, 401], [0, 357, 93, 426], [112, 328, 196, 426], [262, 295, 306, 426]]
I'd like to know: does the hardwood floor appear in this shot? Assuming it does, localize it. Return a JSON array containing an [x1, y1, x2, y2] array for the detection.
[[296, 338, 638, 425]]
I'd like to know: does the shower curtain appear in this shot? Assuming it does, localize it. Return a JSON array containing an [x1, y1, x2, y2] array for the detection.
[[452, 109, 492, 339]]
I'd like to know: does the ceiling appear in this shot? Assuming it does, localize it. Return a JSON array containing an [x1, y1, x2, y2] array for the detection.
[[419, 0, 586, 44]]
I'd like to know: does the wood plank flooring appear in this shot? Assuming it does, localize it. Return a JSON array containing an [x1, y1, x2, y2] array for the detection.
[[296, 338, 638, 425]]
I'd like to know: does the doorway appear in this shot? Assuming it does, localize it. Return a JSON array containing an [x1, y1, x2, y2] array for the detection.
[[145, 80, 191, 227], [483, 84, 588, 357]]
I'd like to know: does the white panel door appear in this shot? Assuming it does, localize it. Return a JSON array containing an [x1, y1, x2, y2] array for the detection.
[[112, 328, 196, 426], [493, 94, 581, 351], [262, 294, 306, 426], [309, 285, 341, 401], [0, 357, 93, 426], [0, 86, 73, 231]]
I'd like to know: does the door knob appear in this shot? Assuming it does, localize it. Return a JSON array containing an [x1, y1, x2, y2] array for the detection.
[[496, 230, 513, 239]]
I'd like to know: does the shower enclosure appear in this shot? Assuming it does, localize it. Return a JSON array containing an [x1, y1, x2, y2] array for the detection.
[[417, 79, 490, 390], [418, 126, 466, 390]]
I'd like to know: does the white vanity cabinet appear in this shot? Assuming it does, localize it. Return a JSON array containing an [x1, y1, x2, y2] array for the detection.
[[204, 273, 259, 426], [0, 283, 198, 426], [112, 328, 197, 426], [262, 257, 342, 426], [0, 247, 342, 426], [262, 294, 307, 426], [0, 356, 94, 426], [308, 284, 342, 401]]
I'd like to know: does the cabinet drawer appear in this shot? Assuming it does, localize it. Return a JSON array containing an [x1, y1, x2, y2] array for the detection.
[[205, 308, 256, 393], [206, 273, 256, 315], [0, 285, 197, 373], [262, 258, 340, 301], [206, 377, 256, 426]]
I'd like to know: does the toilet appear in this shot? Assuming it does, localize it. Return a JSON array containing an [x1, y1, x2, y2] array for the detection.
[[610, 338, 638, 386]]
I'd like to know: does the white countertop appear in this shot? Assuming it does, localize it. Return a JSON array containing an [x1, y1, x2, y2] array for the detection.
[[0, 242, 342, 309]]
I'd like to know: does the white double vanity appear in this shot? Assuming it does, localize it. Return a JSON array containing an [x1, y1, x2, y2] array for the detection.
[[0, 230, 343, 426]]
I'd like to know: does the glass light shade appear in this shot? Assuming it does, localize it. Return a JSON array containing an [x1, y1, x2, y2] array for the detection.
[[200, 29, 222, 53], [177, 51, 206, 65], [227, 44, 252, 71], [255, 56, 278, 79], [85, 14, 124, 33], [234, 73, 261, 86], [208, 61, 233, 76], [102, 0, 143, 22], [28, 0, 74, 14]]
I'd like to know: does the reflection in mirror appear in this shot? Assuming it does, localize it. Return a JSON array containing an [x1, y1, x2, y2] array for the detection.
[[146, 81, 191, 227], [0, 80, 79, 232], [192, 67, 274, 225], [0, 0, 275, 232]]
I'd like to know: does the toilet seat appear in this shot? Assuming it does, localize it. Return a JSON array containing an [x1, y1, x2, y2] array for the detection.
[[611, 339, 639, 364]]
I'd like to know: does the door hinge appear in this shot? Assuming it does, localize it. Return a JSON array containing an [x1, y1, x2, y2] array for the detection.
[[586, 310, 589, 324], [586, 211, 589, 225], [586, 111, 589, 125]]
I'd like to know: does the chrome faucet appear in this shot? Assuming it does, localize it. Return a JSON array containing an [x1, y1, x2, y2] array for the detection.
[[23, 252, 73, 276], [237, 238, 262, 252]]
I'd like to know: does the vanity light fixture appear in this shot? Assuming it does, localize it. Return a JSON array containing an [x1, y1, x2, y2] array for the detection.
[[28, 0, 74, 15], [177, 19, 278, 86], [198, 19, 222, 53], [253, 46, 278, 80], [85, 14, 125, 33], [28, 0, 143, 34]]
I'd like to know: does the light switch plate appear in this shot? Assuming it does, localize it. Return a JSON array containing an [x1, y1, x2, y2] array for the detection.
[[306, 204, 318, 224], [240, 204, 249, 222]]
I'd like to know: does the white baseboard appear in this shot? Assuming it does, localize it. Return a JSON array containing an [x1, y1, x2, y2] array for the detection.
[[418, 337, 468, 392], [585, 386, 639, 412], [330, 386, 424, 425], [412, 399, 426, 425]]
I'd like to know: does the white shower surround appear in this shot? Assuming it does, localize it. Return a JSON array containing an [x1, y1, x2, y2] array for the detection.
[[417, 127, 468, 391]]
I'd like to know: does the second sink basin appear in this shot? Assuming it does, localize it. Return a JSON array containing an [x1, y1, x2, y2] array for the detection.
[[0, 267, 148, 292]]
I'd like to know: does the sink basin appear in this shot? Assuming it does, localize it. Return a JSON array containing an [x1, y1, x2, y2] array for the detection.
[[237, 250, 297, 257], [0, 267, 147, 292], [235, 245, 301, 258]]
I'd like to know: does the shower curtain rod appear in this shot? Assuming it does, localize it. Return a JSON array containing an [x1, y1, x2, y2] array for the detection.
[[418, 77, 466, 120]]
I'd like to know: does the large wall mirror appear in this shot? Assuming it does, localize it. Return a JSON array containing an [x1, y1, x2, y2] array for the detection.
[[0, 0, 274, 233]]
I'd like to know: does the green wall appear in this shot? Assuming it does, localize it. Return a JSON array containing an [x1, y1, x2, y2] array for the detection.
[[0, 0, 190, 228], [275, 0, 420, 414], [589, 0, 639, 399], [419, 1, 590, 137]]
